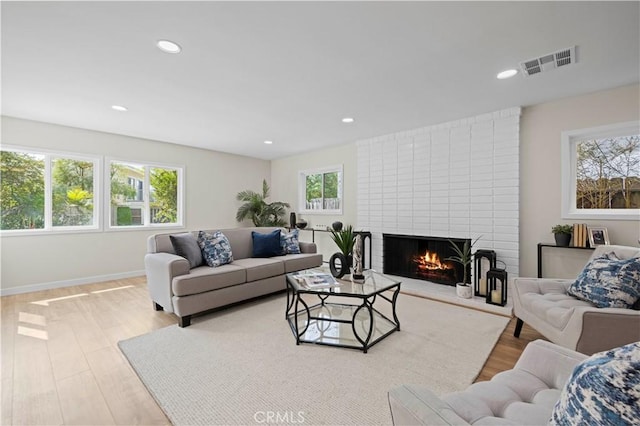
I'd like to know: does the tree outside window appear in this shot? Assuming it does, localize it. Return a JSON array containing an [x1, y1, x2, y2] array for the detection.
[[299, 166, 343, 213], [0, 151, 45, 230]]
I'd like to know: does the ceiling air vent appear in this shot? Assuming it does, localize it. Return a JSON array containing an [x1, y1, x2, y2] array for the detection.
[[520, 46, 576, 77]]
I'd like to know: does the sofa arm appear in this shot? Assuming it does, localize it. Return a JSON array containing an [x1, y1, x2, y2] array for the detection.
[[299, 241, 317, 253], [389, 385, 469, 425], [144, 252, 190, 313], [575, 308, 640, 355], [514, 340, 587, 390]]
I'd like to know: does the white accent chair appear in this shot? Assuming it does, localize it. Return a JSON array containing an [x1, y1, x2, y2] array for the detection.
[[512, 245, 640, 355], [388, 340, 587, 425]]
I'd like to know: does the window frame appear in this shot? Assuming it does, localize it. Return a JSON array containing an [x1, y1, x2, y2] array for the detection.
[[105, 158, 185, 230], [561, 121, 640, 221], [298, 165, 343, 215], [0, 145, 101, 235]]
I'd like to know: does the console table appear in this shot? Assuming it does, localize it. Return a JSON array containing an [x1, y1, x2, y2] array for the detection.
[[537, 243, 594, 278]]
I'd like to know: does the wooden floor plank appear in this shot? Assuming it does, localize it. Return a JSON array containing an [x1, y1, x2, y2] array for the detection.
[[2, 275, 545, 425]]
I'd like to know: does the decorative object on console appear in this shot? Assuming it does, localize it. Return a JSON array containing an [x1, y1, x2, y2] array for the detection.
[[289, 212, 296, 229], [572, 223, 590, 247], [332, 221, 343, 231], [352, 234, 365, 283], [588, 226, 610, 247], [446, 236, 481, 299], [486, 264, 508, 306], [473, 249, 496, 297], [236, 179, 290, 226], [295, 219, 307, 229], [552, 224, 573, 247]]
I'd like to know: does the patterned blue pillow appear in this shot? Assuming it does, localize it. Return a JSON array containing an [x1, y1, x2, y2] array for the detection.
[[281, 229, 301, 254], [550, 342, 640, 425], [567, 253, 640, 308], [197, 230, 233, 267]]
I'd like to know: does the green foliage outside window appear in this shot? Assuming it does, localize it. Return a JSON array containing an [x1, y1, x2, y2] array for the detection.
[[150, 168, 178, 223], [1, 151, 45, 230]]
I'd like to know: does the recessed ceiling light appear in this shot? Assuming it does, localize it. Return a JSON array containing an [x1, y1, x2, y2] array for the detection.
[[157, 40, 182, 54], [264, 140, 273, 145], [497, 69, 518, 79], [111, 105, 128, 112], [342, 117, 355, 123]]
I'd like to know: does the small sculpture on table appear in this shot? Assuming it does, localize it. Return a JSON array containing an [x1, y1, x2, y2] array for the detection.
[[352, 234, 365, 283]]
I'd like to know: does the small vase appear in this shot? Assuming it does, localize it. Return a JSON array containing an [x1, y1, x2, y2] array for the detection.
[[456, 283, 472, 299], [554, 233, 571, 247], [289, 212, 296, 229]]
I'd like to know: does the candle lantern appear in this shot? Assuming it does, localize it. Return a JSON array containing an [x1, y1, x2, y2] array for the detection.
[[486, 268, 508, 306], [473, 250, 496, 297]]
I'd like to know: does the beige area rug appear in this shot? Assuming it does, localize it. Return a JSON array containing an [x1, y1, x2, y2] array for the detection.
[[119, 293, 509, 425]]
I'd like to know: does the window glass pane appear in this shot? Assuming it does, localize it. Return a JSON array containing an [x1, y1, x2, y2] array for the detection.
[[0, 151, 45, 230], [110, 161, 145, 226], [52, 158, 94, 226], [576, 135, 640, 209], [150, 167, 178, 224], [323, 171, 340, 210], [305, 173, 322, 210]]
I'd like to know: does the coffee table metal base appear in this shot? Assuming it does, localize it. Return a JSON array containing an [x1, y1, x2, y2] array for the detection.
[[286, 286, 400, 353]]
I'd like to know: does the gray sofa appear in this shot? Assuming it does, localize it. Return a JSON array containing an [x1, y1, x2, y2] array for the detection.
[[145, 227, 323, 327], [512, 245, 640, 355], [388, 339, 588, 425]]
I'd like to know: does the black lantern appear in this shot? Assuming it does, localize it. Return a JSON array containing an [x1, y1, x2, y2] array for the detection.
[[486, 268, 508, 306], [474, 249, 496, 297]]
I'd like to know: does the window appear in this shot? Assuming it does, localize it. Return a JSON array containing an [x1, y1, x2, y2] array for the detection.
[[298, 165, 343, 214], [561, 121, 640, 220], [108, 160, 183, 228], [1, 147, 99, 232]]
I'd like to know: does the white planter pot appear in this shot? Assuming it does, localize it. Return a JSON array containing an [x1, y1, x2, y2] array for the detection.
[[456, 283, 472, 299]]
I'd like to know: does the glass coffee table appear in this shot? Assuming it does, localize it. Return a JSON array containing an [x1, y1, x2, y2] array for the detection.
[[285, 268, 401, 353]]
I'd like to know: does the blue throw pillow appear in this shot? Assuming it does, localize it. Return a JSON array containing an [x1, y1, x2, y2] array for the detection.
[[568, 253, 640, 309], [197, 230, 234, 267], [252, 229, 282, 258], [281, 229, 301, 254], [550, 342, 640, 425]]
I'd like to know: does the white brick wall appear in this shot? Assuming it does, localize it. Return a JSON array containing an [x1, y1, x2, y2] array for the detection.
[[356, 107, 521, 278]]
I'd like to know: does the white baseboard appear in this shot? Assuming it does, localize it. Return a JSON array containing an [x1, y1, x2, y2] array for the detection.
[[0, 270, 146, 296]]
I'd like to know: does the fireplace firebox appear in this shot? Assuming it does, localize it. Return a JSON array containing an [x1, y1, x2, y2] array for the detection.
[[383, 234, 471, 286]]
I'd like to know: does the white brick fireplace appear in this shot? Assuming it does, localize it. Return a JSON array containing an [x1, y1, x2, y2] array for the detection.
[[356, 107, 521, 281]]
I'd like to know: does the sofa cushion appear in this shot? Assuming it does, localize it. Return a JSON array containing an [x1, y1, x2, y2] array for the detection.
[[281, 253, 324, 273], [232, 258, 285, 282], [198, 230, 234, 267], [519, 291, 593, 330], [171, 264, 246, 296], [252, 229, 283, 258], [280, 229, 301, 254], [169, 233, 204, 269], [568, 252, 640, 309], [550, 342, 640, 425]]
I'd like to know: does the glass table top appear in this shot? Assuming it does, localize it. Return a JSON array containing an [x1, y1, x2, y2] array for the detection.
[[286, 268, 400, 296]]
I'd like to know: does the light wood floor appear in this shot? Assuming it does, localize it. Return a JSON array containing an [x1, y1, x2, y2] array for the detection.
[[1, 277, 544, 425]]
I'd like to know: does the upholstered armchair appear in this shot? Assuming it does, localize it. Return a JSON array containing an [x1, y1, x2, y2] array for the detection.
[[512, 245, 640, 355]]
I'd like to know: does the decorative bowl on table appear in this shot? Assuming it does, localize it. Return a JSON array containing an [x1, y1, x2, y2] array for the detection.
[[296, 220, 308, 229]]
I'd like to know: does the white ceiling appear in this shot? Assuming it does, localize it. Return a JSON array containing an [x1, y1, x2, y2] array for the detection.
[[2, 1, 639, 160]]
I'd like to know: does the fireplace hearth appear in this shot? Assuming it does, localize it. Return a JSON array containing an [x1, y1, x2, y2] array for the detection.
[[383, 234, 471, 286]]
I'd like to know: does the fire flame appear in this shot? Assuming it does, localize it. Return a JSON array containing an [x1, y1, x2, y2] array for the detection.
[[414, 250, 453, 271]]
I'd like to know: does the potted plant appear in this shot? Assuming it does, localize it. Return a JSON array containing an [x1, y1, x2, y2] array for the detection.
[[236, 179, 290, 226], [551, 224, 573, 247], [328, 225, 355, 278], [447, 237, 481, 298]]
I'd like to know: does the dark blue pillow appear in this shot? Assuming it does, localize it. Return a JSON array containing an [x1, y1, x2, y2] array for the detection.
[[252, 230, 282, 258]]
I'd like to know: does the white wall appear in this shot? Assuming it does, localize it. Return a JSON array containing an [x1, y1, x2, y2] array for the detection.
[[1, 116, 270, 294], [356, 108, 521, 277], [520, 84, 640, 278], [270, 143, 357, 261]]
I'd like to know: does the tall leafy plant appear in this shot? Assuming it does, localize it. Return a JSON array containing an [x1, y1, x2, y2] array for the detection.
[[329, 224, 355, 257], [446, 236, 481, 285], [236, 179, 290, 226]]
